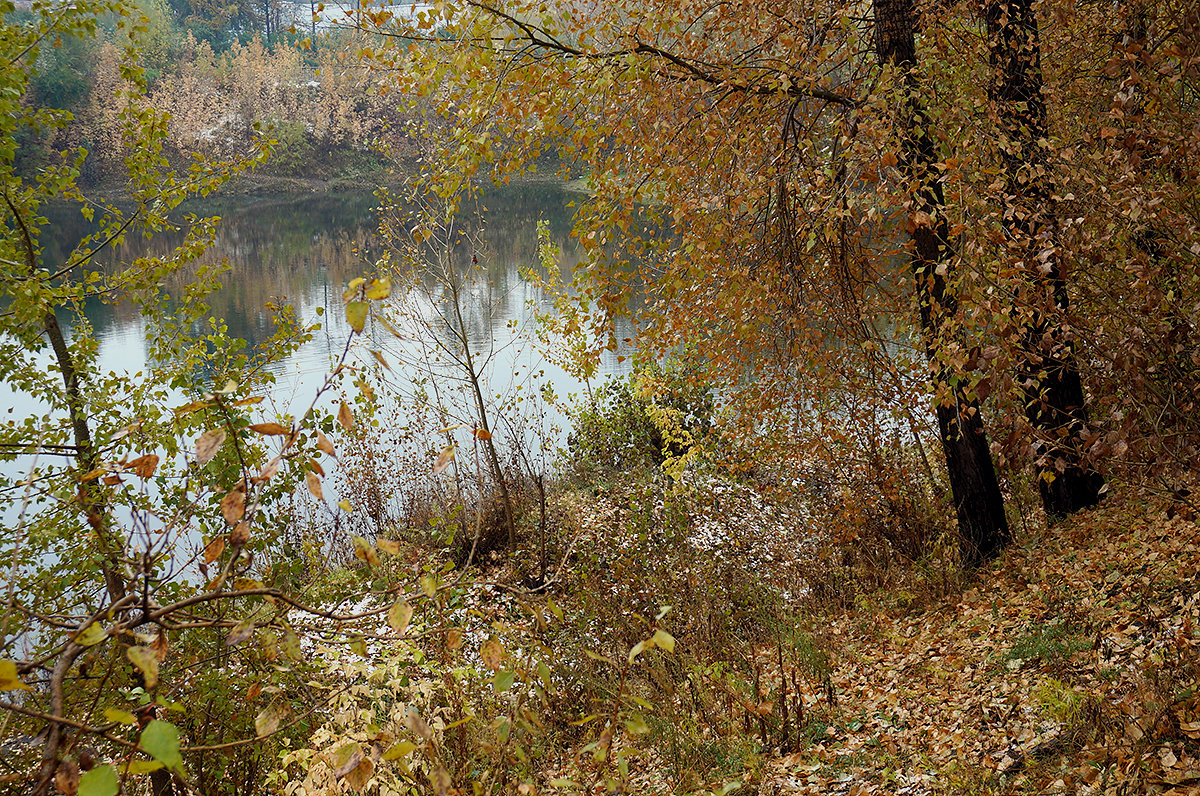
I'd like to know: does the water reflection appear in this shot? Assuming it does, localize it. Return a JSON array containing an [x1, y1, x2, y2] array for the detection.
[[34, 182, 633, 431]]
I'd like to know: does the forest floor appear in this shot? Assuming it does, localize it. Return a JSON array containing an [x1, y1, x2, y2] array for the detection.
[[753, 490, 1200, 795]]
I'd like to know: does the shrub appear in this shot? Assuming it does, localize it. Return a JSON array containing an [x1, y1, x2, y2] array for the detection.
[[568, 363, 715, 479]]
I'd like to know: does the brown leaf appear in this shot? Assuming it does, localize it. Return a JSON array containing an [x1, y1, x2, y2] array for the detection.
[[54, 758, 80, 795], [151, 629, 168, 662], [253, 456, 281, 484], [248, 422, 289, 436], [343, 757, 374, 793], [195, 429, 226, 465], [480, 638, 504, 670], [330, 743, 364, 778], [429, 765, 451, 795], [473, 427, 493, 441], [203, 537, 225, 563], [127, 455, 159, 478], [305, 471, 323, 500], [337, 401, 354, 432], [406, 710, 432, 741], [230, 521, 250, 547], [316, 431, 336, 456], [220, 487, 245, 526], [226, 620, 254, 646]]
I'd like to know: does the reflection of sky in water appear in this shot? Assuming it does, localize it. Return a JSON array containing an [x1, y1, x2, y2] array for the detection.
[[6, 184, 635, 467]]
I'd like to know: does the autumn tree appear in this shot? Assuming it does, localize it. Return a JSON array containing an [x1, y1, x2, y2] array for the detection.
[[872, 0, 1009, 562], [362, 0, 1198, 560], [983, 0, 1106, 517]]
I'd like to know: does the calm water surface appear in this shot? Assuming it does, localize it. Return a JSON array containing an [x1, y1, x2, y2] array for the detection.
[[27, 182, 634, 442]]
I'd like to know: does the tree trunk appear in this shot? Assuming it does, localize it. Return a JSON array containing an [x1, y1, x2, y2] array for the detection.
[[874, 0, 1011, 564], [984, 0, 1106, 517]]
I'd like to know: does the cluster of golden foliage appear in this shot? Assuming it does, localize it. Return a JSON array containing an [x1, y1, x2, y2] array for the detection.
[[363, 0, 1198, 521]]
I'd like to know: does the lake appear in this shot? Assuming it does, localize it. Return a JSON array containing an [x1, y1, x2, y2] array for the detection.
[[26, 181, 635, 440], [0, 181, 639, 547]]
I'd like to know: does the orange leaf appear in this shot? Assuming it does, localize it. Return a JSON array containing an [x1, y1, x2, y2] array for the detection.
[[203, 537, 225, 563], [127, 454, 159, 478], [248, 422, 289, 436], [306, 471, 323, 500]]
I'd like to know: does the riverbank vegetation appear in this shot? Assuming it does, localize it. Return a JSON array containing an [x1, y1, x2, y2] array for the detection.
[[2, 0, 1199, 793]]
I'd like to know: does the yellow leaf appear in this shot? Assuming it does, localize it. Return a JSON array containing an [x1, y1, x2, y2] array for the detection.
[[345, 301, 368, 333], [376, 538, 401, 555], [103, 707, 137, 725], [342, 277, 366, 302], [651, 629, 675, 653], [365, 277, 392, 299], [388, 599, 413, 634], [75, 623, 108, 647], [432, 445, 455, 475], [126, 646, 159, 689], [0, 660, 31, 691], [255, 705, 284, 737], [338, 499, 353, 512], [382, 740, 417, 760]]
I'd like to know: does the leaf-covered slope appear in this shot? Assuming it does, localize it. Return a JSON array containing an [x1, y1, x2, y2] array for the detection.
[[762, 495, 1200, 795]]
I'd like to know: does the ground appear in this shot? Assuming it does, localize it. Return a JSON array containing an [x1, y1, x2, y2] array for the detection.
[[754, 491, 1200, 795]]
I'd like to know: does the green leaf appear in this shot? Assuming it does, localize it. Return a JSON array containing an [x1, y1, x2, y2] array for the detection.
[[75, 622, 107, 647], [103, 707, 137, 725], [123, 760, 165, 774], [140, 720, 182, 771], [493, 669, 515, 693], [78, 765, 118, 796], [549, 777, 582, 789]]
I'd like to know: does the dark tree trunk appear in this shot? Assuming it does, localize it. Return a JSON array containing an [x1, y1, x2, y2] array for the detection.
[[873, 0, 1011, 565], [984, 0, 1106, 517]]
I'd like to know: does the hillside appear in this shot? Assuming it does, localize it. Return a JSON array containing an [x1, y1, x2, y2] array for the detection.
[[756, 492, 1200, 795]]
